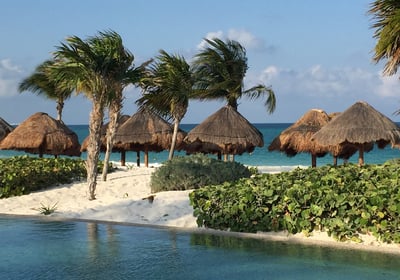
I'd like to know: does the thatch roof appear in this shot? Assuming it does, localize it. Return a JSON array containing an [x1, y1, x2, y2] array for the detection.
[[312, 101, 400, 146], [268, 109, 330, 158], [267, 109, 375, 167], [114, 108, 186, 151], [184, 105, 263, 156], [80, 115, 130, 152], [311, 101, 400, 165], [0, 112, 81, 157], [114, 108, 186, 167], [0, 117, 14, 141]]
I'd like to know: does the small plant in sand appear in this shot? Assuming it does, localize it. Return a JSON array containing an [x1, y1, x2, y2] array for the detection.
[[37, 202, 58, 215]]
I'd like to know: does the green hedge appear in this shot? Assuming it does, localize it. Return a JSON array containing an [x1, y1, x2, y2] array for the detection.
[[0, 156, 109, 198], [150, 154, 252, 192], [189, 162, 400, 244]]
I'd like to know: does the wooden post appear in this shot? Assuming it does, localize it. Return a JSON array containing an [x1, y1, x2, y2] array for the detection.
[[333, 156, 337, 167], [120, 151, 126, 166], [144, 147, 149, 167], [311, 154, 317, 168], [358, 144, 364, 166]]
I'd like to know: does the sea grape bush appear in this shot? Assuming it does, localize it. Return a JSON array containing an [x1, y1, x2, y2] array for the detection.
[[150, 154, 252, 192], [189, 162, 400, 244], [0, 156, 89, 198]]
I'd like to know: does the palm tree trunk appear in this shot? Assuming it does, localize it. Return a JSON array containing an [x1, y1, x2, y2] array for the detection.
[[102, 99, 121, 181], [56, 99, 64, 122], [168, 118, 180, 160], [87, 103, 104, 200], [101, 106, 120, 181]]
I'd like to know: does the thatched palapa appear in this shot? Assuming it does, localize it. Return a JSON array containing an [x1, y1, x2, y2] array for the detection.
[[0, 117, 14, 141], [184, 105, 263, 161], [268, 109, 331, 167], [0, 112, 81, 157], [311, 101, 400, 165], [268, 109, 374, 167], [114, 108, 186, 167]]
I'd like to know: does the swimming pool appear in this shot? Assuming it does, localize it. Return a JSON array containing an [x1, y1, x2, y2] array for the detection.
[[1, 216, 399, 279]]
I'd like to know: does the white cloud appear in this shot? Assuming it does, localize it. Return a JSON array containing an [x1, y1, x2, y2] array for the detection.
[[0, 59, 23, 98], [257, 64, 380, 99], [374, 73, 400, 97], [197, 29, 272, 52], [227, 29, 266, 51]]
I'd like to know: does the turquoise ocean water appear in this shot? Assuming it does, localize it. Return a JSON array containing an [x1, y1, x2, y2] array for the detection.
[[1, 123, 399, 169]]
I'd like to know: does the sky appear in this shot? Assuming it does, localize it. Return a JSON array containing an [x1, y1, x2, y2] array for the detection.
[[1, 0, 400, 125]]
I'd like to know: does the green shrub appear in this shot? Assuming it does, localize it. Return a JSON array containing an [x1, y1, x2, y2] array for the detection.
[[190, 163, 400, 244], [150, 154, 252, 192], [0, 156, 113, 198]]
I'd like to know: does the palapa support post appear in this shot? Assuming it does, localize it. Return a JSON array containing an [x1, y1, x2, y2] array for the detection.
[[358, 144, 365, 166], [120, 151, 126, 166], [144, 146, 149, 167], [311, 154, 317, 168], [333, 156, 338, 167], [136, 151, 140, 167]]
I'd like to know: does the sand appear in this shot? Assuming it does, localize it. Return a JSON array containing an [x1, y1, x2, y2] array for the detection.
[[1, 165, 399, 255]]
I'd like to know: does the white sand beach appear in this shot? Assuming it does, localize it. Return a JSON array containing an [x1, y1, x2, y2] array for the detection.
[[1, 165, 399, 255]]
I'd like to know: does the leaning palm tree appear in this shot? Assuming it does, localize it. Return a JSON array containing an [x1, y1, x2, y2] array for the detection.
[[369, 0, 400, 77], [93, 31, 149, 181], [137, 50, 193, 160], [52, 31, 124, 200], [192, 38, 276, 114], [19, 59, 73, 122]]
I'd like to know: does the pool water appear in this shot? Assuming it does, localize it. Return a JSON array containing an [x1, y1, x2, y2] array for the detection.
[[1, 216, 399, 280]]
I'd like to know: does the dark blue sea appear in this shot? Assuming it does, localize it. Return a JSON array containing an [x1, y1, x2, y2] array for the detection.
[[1, 123, 399, 169]]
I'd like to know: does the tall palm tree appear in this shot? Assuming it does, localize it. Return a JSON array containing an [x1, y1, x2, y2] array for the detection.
[[369, 0, 400, 76], [137, 50, 193, 160], [93, 31, 149, 181], [19, 59, 73, 122], [192, 38, 276, 113], [52, 31, 125, 200]]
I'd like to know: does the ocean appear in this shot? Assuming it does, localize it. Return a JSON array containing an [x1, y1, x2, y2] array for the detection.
[[1, 123, 399, 169]]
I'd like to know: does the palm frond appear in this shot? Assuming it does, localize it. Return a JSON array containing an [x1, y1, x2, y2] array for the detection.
[[369, 0, 400, 75], [243, 84, 276, 114]]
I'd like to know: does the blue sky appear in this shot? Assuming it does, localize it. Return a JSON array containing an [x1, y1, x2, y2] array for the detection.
[[1, 0, 399, 124]]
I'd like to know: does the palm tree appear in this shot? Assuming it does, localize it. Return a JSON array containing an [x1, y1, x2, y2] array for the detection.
[[369, 0, 400, 76], [192, 38, 276, 113], [52, 31, 126, 200], [19, 59, 73, 122], [137, 50, 193, 160], [94, 31, 149, 181]]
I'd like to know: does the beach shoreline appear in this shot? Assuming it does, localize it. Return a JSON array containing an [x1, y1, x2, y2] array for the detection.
[[0, 165, 399, 256]]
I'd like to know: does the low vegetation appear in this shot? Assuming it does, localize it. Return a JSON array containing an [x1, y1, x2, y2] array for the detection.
[[190, 161, 400, 244], [150, 154, 252, 192], [37, 202, 58, 215], [0, 156, 110, 198]]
